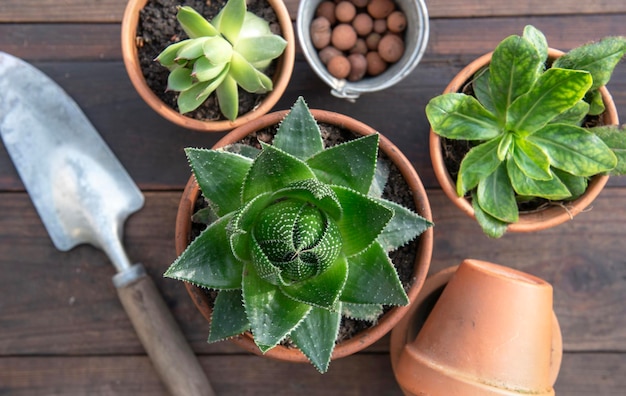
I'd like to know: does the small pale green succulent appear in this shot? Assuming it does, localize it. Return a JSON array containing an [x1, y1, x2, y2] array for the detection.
[[165, 97, 432, 372], [155, 0, 287, 120], [427, 25, 626, 238]]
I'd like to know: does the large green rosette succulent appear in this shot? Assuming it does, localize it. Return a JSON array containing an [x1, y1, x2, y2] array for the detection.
[[165, 97, 432, 372]]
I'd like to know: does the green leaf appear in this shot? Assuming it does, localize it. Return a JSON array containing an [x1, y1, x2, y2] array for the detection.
[[177, 6, 219, 38], [585, 89, 606, 116], [506, 68, 592, 134], [213, 0, 245, 44], [489, 35, 542, 119], [472, 67, 496, 114], [177, 69, 225, 114], [341, 242, 409, 306], [550, 100, 589, 125], [552, 168, 588, 199], [476, 163, 519, 223], [193, 57, 227, 82], [242, 144, 316, 202], [593, 125, 626, 175], [229, 193, 275, 262], [242, 262, 311, 351], [280, 255, 348, 309], [331, 186, 393, 257], [523, 25, 548, 64], [185, 148, 252, 216], [216, 73, 239, 120], [307, 134, 379, 194], [497, 132, 513, 161], [165, 213, 243, 289], [273, 97, 324, 159], [471, 191, 508, 238], [235, 35, 287, 65], [230, 51, 271, 93], [529, 124, 617, 176], [156, 39, 191, 67], [176, 37, 210, 60], [272, 179, 342, 220], [208, 290, 250, 342], [368, 158, 390, 198], [506, 159, 571, 200], [456, 138, 502, 196], [202, 36, 233, 64], [554, 36, 626, 89], [426, 93, 501, 140], [290, 306, 341, 373], [341, 303, 383, 322], [167, 67, 194, 91], [375, 198, 433, 251], [512, 136, 552, 180]]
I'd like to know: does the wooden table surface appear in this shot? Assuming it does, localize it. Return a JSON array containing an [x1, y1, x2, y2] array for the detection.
[[1, 0, 626, 394]]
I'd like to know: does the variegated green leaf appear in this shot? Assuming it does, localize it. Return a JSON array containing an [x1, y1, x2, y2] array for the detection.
[[476, 163, 519, 223], [273, 97, 324, 159], [593, 125, 626, 175], [290, 306, 341, 373], [308, 134, 379, 194], [550, 100, 590, 125], [529, 124, 617, 176], [497, 132, 513, 161], [472, 67, 496, 114], [512, 136, 552, 180], [471, 191, 508, 238], [523, 25, 548, 64], [457, 138, 502, 196], [552, 169, 588, 199], [177, 6, 219, 38], [489, 35, 542, 119], [506, 68, 592, 134], [507, 159, 571, 199], [585, 89, 606, 116], [208, 290, 250, 342], [341, 242, 409, 306], [426, 93, 501, 140]]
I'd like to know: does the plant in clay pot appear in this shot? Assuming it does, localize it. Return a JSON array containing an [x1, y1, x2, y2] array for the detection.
[[427, 25, 626, 237], [166, 97, 433, 372], [121, 0, 294, 131]]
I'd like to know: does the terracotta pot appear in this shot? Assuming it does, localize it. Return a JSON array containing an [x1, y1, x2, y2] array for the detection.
[[390, 259, 563, 396], [175, 108, 434, 363], [429, 48, 619, 232], [121, 0, 295, 132]]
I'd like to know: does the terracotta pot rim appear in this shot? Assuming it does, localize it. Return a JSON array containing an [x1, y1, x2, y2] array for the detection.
[[429, 48, 618, 233], [175, 108, 434, 363], [121, 0, 295, 132], [390, 261, 563, 393]]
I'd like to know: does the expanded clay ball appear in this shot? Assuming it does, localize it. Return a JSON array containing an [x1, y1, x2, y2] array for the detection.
[[365, 32, 382, 50], [373, 18, 387, 34], [318, 46, 343, 64], [367, 0, 396, 19], [387, 10, 407, 33], [378, 34, 404, 63], [331, 24, 358, 51], [350, 38, 368, 55], [350, 0, 369, 8], [347, 53, 367, 81], [335, 1, 357, 23], [316, 1, 336, 25], [327, 55, 351, 79], [352, 13, 373, 36], [366, 51, 387, 76], [310, 17, 332, 49]]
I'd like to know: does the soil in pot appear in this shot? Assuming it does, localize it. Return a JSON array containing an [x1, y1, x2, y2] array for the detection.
[[136, 0, 281, 121], [188, 122, 421, 345]]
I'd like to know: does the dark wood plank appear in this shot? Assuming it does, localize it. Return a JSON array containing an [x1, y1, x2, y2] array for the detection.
[[0, 353, 624, 395]]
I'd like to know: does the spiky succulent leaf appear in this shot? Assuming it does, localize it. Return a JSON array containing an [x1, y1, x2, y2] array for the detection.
[[208, 290, 250, 342], [341, 303, 384, 322], [274, 97, 324, 159], [376, 198, 433, 251], [290, 306, 341, 373]]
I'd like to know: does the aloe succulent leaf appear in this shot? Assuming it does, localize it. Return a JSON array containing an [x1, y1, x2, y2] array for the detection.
[[368, 158, 390, 198], [341, 302, 383, 322], [456, 138, 502, 197], [307, 134, 379, 194], [426, 93, 501, 140], [177, 6, 220, 38], [331, 186, 393, 257], [341, 242, 408, 306], [230, 52, 268, 93], [512, 137, 552, 180], [375, 198, 433, 252], [242, 144, 316, 202], [272, 97, 325, 159], [213, 0, 245, 44], [554, 36, 626, 89], [176, 37, 210, 60], [164, 213, 243, 289], [242, 262, 312, 350], [550, 100, 590, 125], [208, 290, 250, 342], [155, 39, 192, 67], [202, 36, 233, 64], [223, 143, 261, 159], [280, 255, 348, 309], [528, 124, 617, 176], [216, 73, 239, 120], [592, 125, 626, 175], [476, 163, 519, 223], [235, 35, 288, 64], [193, 57, 227, 82], [471, 191, 508, 238], [167, 67, 194, 91], [472, 67, 496, 114], [506, 159, 571, 200], [506, 68, 593, 134], [250, 233, 285, 285], [290, 306, 341, 373], [229, 193, 275, 262], [489, 35, 542, 119], [552, 169, 588, 198], [272, 179, 342, 220], [185, 148, 252, 216]]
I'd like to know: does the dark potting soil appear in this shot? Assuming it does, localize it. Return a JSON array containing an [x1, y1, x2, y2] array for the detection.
[[136, 0, 281, 121], [189, 123, 422, 345]]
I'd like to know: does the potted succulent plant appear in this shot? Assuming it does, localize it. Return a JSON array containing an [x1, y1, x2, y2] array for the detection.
[[427, 25, 626, 237], [167, 97, 434, 372], [121, 0, 294, 132]]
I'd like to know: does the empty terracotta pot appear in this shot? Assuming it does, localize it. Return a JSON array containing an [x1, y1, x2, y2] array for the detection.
[[390, 259, 562, 396]]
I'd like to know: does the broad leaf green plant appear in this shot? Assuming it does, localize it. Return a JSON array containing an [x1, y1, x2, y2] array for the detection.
[[426, 25, 626, 238], [156, 0, 287, 120], [165, 97, 432, 372]]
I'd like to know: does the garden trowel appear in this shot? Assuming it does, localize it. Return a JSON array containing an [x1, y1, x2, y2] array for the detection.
[[0, 52, 214, 396]]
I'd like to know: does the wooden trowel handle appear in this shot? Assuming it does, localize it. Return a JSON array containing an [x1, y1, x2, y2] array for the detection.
[[113, 264, 215, 396]]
